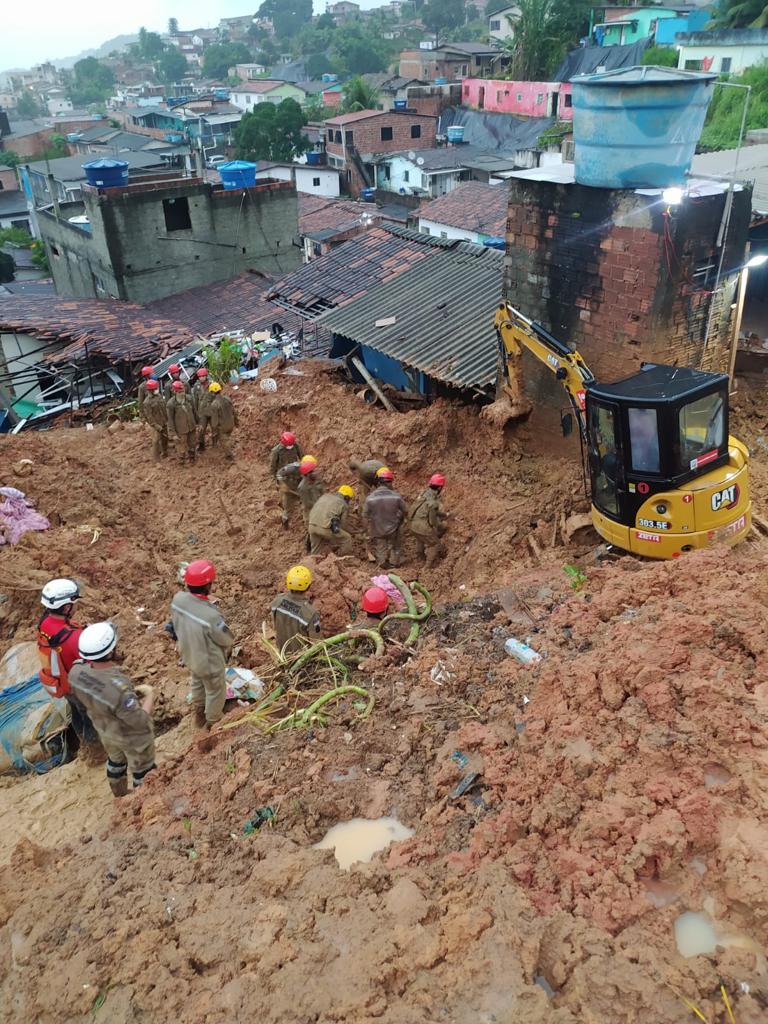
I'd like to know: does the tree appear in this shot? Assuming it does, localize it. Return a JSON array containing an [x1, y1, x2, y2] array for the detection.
[[0, 151, 20, 167], [234, 98, 309, 161], [69, 57, 115, 105], [331, 24, 391, 75], [709, 0, 768, 28], [641, 46, 678, 68], [157, 46, 188, 84], [500, 0, 590, 81], [341, 76, 380, 113], [305, 53, 341, 78], [168, 17, 179, 36], [202, 42, 253, 79], [699, 63, 768, 150], [257, 0, 314, 41], [316, 12, 336, 29], [16, 91, 42, 118], [135, 26, 165, 61], [422, 0, 466, 46], [0, 251, 14, 284]]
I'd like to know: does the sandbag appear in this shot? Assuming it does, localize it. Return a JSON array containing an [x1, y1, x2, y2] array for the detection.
[[0, 675, 71, 775]]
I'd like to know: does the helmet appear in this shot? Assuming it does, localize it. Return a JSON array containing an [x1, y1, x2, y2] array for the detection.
[[196, 367, 209, 379], [376, 467, 394, 481], [299, 461, 316, 476], [41, 578, 80, 610], [280, 431, 296, 446], [300, 454, 317, 465], [169, 364, 181, 375], [140, 366, 153, 378], [362, 587, 389, 615], [145, 379, 159, 391], [79, 621, 118, 661], [338, 485, 355, 499], [171, 380, 185, 392], [429, 473, 446, 488], [184, 559, 216, 587], [286, 565, 312, 591], [208, 382, 222, 393]]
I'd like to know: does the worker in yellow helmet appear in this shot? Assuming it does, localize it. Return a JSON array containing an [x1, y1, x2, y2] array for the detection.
[[307, 485, 355, 556], [270, 565, 322, 655], [207, 381, 239, 460]]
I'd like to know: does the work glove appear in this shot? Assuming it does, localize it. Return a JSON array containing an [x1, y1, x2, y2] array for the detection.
[[164, 621, 177, 641], [135, 684, 154, 699], [330, 517, 341, 535]]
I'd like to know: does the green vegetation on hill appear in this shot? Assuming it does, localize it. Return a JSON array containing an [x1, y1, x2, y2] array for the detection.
[[699, 64, 768, 151]]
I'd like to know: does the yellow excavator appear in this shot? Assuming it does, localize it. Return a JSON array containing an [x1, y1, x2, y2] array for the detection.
[[493, 302, 751, 559]]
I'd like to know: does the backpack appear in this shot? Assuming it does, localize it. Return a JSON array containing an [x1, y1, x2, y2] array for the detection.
[[37, 622, 74, 699]]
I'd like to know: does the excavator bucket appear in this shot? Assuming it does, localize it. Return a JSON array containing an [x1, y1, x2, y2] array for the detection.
[[481, 344, 532, 428]]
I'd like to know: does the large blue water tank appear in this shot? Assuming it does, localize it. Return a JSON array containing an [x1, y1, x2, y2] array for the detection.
[[446, 125, 465, 144], [82, 159, 129, 188], [572, 66, 716, 189], [218, 160, 257, 190], [305, 151, 321, 165]]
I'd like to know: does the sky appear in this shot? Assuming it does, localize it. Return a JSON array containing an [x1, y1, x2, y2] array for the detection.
[[1, 0, 383, 72]]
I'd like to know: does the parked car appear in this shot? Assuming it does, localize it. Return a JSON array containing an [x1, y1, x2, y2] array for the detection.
[[206, 155, 226, 169]]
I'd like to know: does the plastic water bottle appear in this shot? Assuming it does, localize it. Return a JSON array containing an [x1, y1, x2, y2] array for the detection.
[[504, 637, 542, 665]]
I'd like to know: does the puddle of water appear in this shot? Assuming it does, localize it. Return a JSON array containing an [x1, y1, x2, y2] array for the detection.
[[314, 817, 414, 870], [704, 764, 732, 788], [674, 910, 766, 968], [644, 879, 681, 908]]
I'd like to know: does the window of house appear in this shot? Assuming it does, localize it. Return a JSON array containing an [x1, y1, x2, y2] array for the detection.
[[403, 169, 410, 182], [410, 124, 421, 139], [345, 130, 353, 145], [163, 196, 192, 232], [461, 64, 468, 76], [11, 219, 29, 230], [384, 165, 391, 179], [327, 128, 334, 141], [490, 18, 501, 30], [536, 93, 544, 104], [380, 126, 393, 141], [440, 231, 448, 238], [564, 93, 572, 108], [516, 92, 523, 102], [685, 59, 703, 71], [496, 90, 502, 104], [0, 181, 4, 190], [335, 130, 342, 143], [721, 57, 732, 73], [312, 176, 321, 186]]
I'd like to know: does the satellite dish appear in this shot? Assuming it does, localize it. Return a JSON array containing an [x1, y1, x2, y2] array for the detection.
[[417, 157, 425, 166], [407, 150, 416, 160]]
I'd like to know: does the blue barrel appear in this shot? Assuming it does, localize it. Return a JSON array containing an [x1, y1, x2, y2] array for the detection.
[[572, 65, 716, 189], [435, 78, 446, 85], [82, 159, 129, 188], [164, 132, 183, 143], [482, 236, 506, 250], [218, 160, 257, 190], [394, 99, 407, 110], [360, 187, 376, 202], [305, 151, 321, 165], [446, 125, 465, 144]]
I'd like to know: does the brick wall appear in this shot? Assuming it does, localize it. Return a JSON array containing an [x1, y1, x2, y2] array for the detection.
[[325, 111, 437, 197], [504, 179, 752, 404]]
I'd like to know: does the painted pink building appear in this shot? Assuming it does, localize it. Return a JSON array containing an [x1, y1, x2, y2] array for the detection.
[[461, 78, 573, 120]]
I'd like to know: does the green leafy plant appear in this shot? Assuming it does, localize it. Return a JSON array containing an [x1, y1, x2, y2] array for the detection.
[[563, 564, 587, 591], [202, 336, 243, 383], [641, 46, 678, 68], [30, 239, 50, 273]]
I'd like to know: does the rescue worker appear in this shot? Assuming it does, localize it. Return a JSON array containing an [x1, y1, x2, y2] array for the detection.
[[137, 365, 154, 420], [409, 472, 449, 567], [167, 379, 198, 464], [356, 586, 390, 631], [37, 578, 101, 755], [208, 382, 239, 460], [298, 460, 326, 532], [363, 467, 407, 568], [164, 363, 189, 401], [68, 622, 155, 797], [270, 431, 303, 479], [170, 559, 233, 729], [270, 564, 322, 655], [142, 379, 169, 460], [192, 368, 213, 450], [276, 454, 317, 530], [308, 485, 355, 556], [349, 458, 386, 499]]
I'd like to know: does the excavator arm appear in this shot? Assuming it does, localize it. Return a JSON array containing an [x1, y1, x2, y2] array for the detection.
[[493, 302, 596, 442]]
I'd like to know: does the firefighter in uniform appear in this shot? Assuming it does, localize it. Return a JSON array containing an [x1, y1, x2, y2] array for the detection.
[[164, 363, 189, 401], [137, 366, 154, 421], [270, 565, 322, 655], [167, 379, 198, 464], [207, 382, 239, 459], [192, 368, 213, 450], [308, 485, 355, 556], [276, 454, 317, 529], [142, 379, 169, 459], [409, 473, 449, 566]]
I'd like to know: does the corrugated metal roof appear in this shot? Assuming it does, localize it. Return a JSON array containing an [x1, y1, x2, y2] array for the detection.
[[317, 243, 504, 389], [691, 144, 768, 216]]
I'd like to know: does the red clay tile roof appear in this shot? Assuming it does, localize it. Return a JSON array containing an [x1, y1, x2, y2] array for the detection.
[[0, 296, 192, 365], [298, 194, 379, 238], [147, 272, 282, 336], [418, 181, 509, 237]]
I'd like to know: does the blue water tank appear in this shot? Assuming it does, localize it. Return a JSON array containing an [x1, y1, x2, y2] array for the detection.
[[218, 160, 257, 190], [434, 77, 446, 85], [321, 73, 338, 83], [446, 125, 465, 144], [82, 159, 130, 188], [305, 151, 321, 165], [393, 99, 407, 111], [482, 237, 506, 250], [164, 132, 183, 143], [572, 65, 716, 189], [360, 187, 376, 202]]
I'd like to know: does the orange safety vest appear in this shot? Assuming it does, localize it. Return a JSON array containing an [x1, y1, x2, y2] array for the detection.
[[37, 621, 75, 698]]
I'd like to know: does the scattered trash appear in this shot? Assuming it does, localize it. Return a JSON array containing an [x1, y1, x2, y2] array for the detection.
[[451, 751, 469, 769], [371, 574, 406, 608], [225, 667, 265, 702], [0, 487, 50, 546], [11, 459, 33, 478], [430, 661, 453, 685], [74, 524, 101, 545], [450, 772, 481, 799], [259, 377, 277, 393], [243, 806, 275, 835], [521, 695, 530, 706], [177, 562, 189, 584], [282, 367, 305, 377], [515, 722, 527, 733], [504, 637, 542, 665], [534, 975, 556, 998]]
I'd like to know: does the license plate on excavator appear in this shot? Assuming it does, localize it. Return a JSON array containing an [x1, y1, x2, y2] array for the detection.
[[710, 514, 747, 544]]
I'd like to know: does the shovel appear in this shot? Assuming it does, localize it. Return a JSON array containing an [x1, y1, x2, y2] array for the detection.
[[217, 493, 242, 536]]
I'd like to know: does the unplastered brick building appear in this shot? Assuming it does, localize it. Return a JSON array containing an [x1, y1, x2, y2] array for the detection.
[[503, 167, 752, 404], [324, 109, 437, 197]]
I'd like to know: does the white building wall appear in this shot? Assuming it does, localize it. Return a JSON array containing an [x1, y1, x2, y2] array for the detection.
[[0, 331, 49, 402], [677, 42, 768, 75], [418, 217, 481, 243], [47, 97, 73, 116], [294, 166, 340, 197], [489, 7, 518, 42], [376, 155, 424, 194]]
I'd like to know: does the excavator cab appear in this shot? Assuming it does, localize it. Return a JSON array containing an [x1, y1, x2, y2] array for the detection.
[[586, 365, 750, 557]]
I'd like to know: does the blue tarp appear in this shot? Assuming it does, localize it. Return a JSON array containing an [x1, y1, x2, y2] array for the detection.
[[0, 675, 69, 774]]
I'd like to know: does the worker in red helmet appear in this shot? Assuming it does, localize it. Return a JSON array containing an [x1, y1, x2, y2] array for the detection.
[[164, 363, 189, 401], [357, 586, 390, 630], [167, 379, 198, 464], [190, 367, 211, 447], [137, 365, 155, 421], [270, 431, 303, 477], [171, 559, 234, 729], [409, 472, 449, 567], [142, 379, 170, 459], [363, 466, 406, 569]]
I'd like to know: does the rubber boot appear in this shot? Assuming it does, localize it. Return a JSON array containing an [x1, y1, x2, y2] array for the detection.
[[193, 707, 207, 729], [109, 776, 129, 798]]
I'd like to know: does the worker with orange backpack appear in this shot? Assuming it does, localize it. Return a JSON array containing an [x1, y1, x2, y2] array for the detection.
[[37, 578, 102, 755]]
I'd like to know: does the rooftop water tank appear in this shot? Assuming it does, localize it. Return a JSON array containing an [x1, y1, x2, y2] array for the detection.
[[82, 159, 129, 188], [446, 125, 465, 144], [360, 187, 376, 202], [305, 151, 321, 165], [434, 77, 447, 85], [164, 132, 183, 143], [393, 99, 408, 111], [218, 160, 257, 190], [572, 65, 716, 189], [482, 236, 506, 250]]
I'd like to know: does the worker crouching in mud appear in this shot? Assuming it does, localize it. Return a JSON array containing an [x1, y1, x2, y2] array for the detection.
[[308, 486, 355, 555], [68, 622, 156, 797], [271, 564, 322, 655]]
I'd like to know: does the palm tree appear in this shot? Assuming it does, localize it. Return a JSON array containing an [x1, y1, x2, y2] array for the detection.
[[341, 76, 380, 113], [709, 0, 768, 28]]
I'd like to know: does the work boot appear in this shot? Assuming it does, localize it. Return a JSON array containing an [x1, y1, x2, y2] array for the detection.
[[109, 776, 129, 798], [281, 515, 289, 530], [193, 707, 207, 729]]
